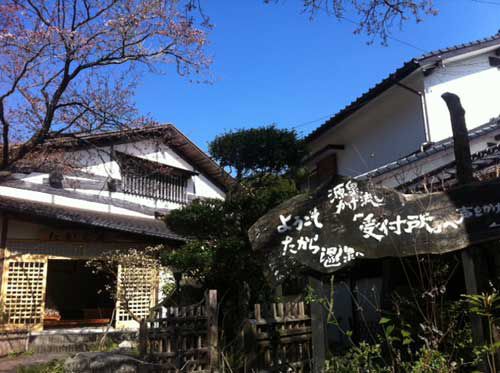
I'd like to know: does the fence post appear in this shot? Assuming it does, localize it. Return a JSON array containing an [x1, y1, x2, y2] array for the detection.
[[207, 290, 218, 372], [309, 276, 327, 373], [138, 319, 148, 357]]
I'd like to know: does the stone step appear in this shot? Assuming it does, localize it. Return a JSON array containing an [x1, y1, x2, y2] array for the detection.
[[0, 330, 136, 356], [28, 331, 135, 354]]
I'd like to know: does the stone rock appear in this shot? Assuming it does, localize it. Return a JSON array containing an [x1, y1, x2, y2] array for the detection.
[[118, 340, 135, 349], [64, 352, 152, 373]]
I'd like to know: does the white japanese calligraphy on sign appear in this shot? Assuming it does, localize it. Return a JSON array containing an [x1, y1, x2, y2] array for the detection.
[[320, 245, 364, 268], [352, 212, 464, 242], [276, 207, 365, 268], [280, 234, 364, 268], [277, 207, 324, 233], [457, 203, 500, 219], [328, 180, 384, 214]]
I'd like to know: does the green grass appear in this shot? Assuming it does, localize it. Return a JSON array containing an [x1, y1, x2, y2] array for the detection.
[[7, 350, 34, 358]]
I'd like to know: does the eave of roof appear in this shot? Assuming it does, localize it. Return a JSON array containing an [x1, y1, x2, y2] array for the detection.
[[0, 194, 184, 241], [305, 33, 500, 144], [356, 117, 500, 181], [163, 125, 237, 192], [398, 142, 500, 193]]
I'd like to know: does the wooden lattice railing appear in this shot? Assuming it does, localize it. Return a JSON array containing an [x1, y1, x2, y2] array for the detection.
[[146, 290, 218, 373], [243, 301, 312, 372]]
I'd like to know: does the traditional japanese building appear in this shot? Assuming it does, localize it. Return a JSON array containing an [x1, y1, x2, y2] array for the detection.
[[0, 124, 233, 335], [304, 33, 500, 187]]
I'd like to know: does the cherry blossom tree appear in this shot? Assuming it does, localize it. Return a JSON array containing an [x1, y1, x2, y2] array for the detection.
[[0, 0, 209, 169]]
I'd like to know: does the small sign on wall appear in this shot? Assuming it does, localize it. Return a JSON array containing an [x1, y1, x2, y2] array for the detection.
[[39, 229, 105, 242]]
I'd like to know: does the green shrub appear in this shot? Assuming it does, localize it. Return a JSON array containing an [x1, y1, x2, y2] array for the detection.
[[409, 348, 458, 373], [325, 342, 392, 373]]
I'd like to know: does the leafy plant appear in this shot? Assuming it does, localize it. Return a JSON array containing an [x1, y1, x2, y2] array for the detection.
[[463, 290, 500, 373], [409, 347, 458, 373], [325, 342, 391, 373]]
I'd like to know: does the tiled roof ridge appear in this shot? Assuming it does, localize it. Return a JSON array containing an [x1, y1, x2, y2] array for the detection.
[[0, 193, 184, 241]]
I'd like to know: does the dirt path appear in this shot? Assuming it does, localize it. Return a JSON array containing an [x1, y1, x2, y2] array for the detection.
[[0, 352, 71, 372]]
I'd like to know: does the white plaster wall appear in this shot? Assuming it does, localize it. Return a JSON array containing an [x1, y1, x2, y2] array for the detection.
[[77, 146, 116, 178], [308, 74, 426, 177], [424, 52, 500, 142], [193, 174, 225, 200], [0, 186, 151, 218]]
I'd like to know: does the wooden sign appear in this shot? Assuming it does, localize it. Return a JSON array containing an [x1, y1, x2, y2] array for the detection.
[[249, 177, 500, 283]]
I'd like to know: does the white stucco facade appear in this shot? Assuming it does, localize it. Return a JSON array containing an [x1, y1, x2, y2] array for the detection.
[[307, 74, 426, 177], [424, 48, 500, 142]]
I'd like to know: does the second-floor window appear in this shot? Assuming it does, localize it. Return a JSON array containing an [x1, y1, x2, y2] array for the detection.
[[122, 172, 188, 204], [115, 151, 192, 204]]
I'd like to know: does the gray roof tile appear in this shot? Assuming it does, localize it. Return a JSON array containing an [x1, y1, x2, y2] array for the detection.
[[0, 195, 184, 241]]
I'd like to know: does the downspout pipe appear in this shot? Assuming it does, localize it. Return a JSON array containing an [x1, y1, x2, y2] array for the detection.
[[395, 82, 431, 144]]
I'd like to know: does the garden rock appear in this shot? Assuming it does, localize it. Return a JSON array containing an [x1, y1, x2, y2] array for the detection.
[[64, 352, 152, 372], [118, 340, 135, 349]]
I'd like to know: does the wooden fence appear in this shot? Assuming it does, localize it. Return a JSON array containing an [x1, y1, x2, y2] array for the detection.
[[146, 290, 218, 373], [146, 292, 312, 372], [243, 301, 312, 372]]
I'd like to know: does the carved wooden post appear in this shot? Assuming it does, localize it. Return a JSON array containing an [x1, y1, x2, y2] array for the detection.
[[309, 276, 327, 373], [442, 92, 486, 348], [206, 289, 219, 371]]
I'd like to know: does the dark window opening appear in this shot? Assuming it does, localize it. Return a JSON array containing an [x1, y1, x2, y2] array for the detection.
[[303, 153, 338, 191], [44, 260, 114, 329], [316, 153, 337, 182]]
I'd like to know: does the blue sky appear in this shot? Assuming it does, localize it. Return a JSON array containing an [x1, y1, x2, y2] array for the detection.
[[135, 0, 500, 151]]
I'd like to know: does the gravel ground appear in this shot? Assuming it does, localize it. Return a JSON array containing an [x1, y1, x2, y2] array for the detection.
[[0, 352, 71, 372]]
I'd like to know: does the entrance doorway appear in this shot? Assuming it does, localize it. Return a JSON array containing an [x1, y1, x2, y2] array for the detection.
[[44, 260, 114, 329]]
